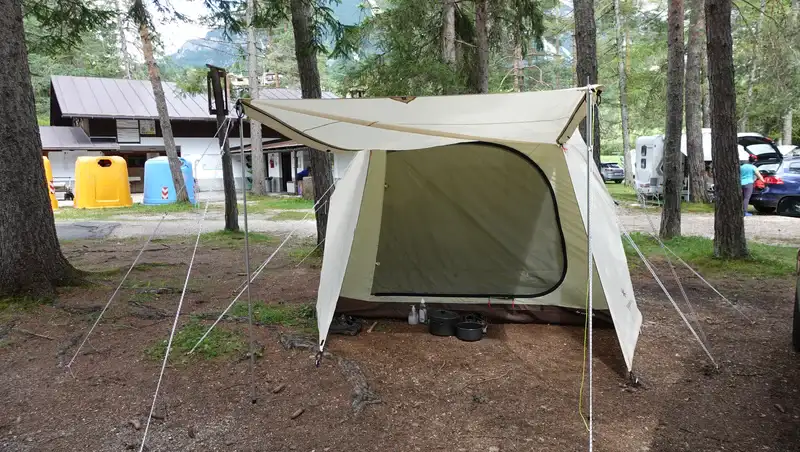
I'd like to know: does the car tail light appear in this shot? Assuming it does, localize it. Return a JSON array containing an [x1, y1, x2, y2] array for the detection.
[[764, 176, 784, 185]]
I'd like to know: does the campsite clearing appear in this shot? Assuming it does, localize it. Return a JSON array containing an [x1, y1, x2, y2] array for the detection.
[[1, 235, 798, 452]]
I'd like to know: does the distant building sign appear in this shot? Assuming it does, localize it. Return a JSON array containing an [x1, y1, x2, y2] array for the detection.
[[139, 119, 156, 136], [116, 119, 140, 143]]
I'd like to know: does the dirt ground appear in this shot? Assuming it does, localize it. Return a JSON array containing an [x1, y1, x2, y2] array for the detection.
[[1, 237, 799, 452]]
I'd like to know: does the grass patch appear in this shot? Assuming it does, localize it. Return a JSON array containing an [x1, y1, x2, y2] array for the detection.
[[0, 297, 49, 314], [230, 301, 316, 331], [606, 183, 715, 213], [624, 232, 797, 278], [201, 230, 275, 247], [145, 319, 244, 361], [54, 202, 198, 220], [241, 195, 314, 214], [269, 211, 315, 221], [287, 241, 323, 266]]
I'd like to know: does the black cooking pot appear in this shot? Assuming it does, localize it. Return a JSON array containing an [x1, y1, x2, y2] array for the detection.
[[429, 309, 459, 336], [456, 321, 484, 342]]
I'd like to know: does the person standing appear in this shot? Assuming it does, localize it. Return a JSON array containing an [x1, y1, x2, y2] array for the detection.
[[740, 155, 765, 217]]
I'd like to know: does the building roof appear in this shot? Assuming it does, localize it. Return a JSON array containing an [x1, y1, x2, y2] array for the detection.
[[51, 75, 215, 120], [40, 126, 119, 150], [51, 75, 339, 121]]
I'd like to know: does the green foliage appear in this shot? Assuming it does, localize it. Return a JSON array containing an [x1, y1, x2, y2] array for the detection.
[[145, 320, 245, 360], [624, 232, 798, 278], [22, 0, 115, 53], [25, 17, 124, 124], [230, 301, 316, 330], [335, 0, 472, 96]]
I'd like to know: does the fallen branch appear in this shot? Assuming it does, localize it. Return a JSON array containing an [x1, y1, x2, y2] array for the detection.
[[367, 321, 378, 333], [13, 328, 54, 340]]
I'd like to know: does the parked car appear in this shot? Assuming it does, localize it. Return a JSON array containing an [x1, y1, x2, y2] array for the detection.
[[750, 156, 800, 213], [600, 162, 624, 184], [779, 144, 800, 158]]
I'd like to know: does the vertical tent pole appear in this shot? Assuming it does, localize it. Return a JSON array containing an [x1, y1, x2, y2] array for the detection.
[[585, 82, 594, 452], [238, 107, 256, 404]]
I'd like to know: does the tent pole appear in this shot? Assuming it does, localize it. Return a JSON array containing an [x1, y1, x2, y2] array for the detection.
[[585, 82, 594, 452], [237, 105, 257, 404]]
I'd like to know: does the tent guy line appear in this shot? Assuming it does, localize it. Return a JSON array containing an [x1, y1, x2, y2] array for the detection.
[[657, 241, 755, 324], [633, 198, 753, 324], [188, 155, 355, 356], [640, 205, 712, 347], [620, 224, 719, 368], [65, 214, 167, 372], [139, 202, 210, 452]]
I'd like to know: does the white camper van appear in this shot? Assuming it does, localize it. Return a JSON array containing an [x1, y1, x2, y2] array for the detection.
[[634, 129, 782, 199]]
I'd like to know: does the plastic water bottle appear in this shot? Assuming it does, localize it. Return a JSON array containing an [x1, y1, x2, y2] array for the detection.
[[408, 305, 419, 325], [418, 299, 427, 324]]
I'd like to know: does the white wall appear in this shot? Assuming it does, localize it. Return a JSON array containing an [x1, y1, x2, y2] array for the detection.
[[140, 137, 251, 191], [47, 150, 103, 180]]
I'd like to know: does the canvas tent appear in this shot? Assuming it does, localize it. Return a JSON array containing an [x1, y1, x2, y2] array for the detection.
[[241, 87, 642, 371]]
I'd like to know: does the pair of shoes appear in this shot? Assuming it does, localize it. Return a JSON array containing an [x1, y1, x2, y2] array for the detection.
[[744, 212, 753, 217]]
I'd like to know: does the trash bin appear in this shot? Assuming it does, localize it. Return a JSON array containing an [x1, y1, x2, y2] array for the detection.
[[73, 156, 133, 209], [42, 156, 58, 210], [142, 157, 196, 205]]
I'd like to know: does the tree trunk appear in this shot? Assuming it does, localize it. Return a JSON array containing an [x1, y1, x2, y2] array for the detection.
[[290, 0, 333, 247], [512, 40, 523, 92], [117, 0, 132, 79], [706, 0, 747, 257], [783, 108, 793, 145], [475, 0, 489, 94], [0, 0, 79, 298], [739, 0, 765, 132], [685, 0, 709, 203], [442, 0, 456, 66], [574, 0, 601, 170], [138, 18, 188, 202], [660, 0, 685, 239], [247, 0, 267, 195], [209, 67, 240, 231], [613, 0, 633, 185]]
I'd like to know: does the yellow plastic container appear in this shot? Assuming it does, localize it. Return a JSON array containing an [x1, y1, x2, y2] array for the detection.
[[42, 156, 58, 210], [73, 156, 133, 209]]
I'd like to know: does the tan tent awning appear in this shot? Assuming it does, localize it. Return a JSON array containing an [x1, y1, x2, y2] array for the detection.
[[241, 86, 600, 151]]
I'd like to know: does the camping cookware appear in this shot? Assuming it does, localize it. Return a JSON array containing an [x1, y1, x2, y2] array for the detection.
[[456, 321, 484, 342], [428, 309, 459, 336]]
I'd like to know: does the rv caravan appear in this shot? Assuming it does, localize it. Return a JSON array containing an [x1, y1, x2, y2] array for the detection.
[[634, 129, 782, 199]]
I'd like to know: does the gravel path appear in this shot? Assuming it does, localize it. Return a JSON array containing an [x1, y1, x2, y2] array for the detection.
[[617, 207, 800, 246], [56, 206, 800, 247]]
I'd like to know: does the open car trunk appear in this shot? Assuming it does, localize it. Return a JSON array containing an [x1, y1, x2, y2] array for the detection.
[[738, 134, 783, 166]]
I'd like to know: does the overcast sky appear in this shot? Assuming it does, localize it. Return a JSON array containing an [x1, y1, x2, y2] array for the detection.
[[153, 0, 211, 54]]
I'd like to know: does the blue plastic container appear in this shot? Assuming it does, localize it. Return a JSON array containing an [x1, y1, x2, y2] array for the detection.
[[142, 157, 196, 205]]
